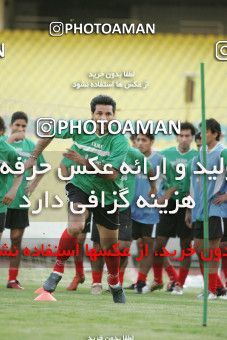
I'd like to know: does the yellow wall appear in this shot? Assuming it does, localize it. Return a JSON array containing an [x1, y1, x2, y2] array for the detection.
[[1, 31, 226, 124]]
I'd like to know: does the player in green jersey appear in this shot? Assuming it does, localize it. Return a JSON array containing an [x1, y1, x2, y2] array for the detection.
[[0, 116, 6, 137], [90, 144, 155, 294], [0, 117, 23, 241], [0, 116, 7, 239], [152, 122, 198, 295], [25, 95, 129, 303], [5, 112, 46, 289]]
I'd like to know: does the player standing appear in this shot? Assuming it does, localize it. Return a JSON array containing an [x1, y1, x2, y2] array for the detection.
[[5, 112, 45, 289], [0, 116, 23, 242], [189, 119, 227, 299], [90, 144, 155, 294], [152, 122, 197, 295], [213, 190, 227, 291]]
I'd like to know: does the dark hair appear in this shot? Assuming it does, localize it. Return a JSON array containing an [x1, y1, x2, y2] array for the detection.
[[195, 132, 201, 141], [199, 118, 221, 141], [129, 133, 137, 142], [174, 121, 196, 136], [0, 116, 6, 133], [137, 130, 155, 141], [90, 95, 116, 113], [11, 111, 28, 125]]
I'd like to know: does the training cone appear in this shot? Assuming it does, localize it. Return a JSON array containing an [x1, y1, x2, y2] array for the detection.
[[34, 287, 45, 294], [34, 292, 57, 301]]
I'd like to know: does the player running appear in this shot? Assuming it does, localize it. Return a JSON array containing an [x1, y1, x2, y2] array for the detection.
[[25, 95, 129, 303]]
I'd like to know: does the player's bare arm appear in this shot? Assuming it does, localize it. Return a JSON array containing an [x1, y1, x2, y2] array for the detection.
[[147, 169, 157, 196], [24, 136, 54, 169], [2, 175, 23, 205]]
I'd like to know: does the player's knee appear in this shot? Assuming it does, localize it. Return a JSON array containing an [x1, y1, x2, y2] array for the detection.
[[220, 242, 227, 252], [154, 242, 163, 252], [77, 233, 86, 244], [11, 234, 22, 246], [154, 237, 167, 251], [180, 237, 191, 249], [120, 256, 128, 267], [100, 243, 110, 251], [100, 241, 117, 251], [209, 240, 220, 249], [142, 236, 153, 246], [180, 243, 191, 250], [68, 224, 84, 236], [194, 244, 201, 254], [118, 241, 131, 251], [93, 242, 101, 251]]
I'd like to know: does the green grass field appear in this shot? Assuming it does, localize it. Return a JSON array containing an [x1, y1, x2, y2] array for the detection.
[[0, 267, 227, 340]]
